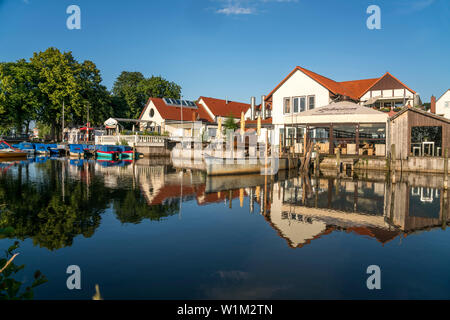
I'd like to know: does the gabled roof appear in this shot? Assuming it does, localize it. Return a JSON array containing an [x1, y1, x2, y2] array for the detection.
[[139, 98, 214, 122], [389, 105, 450, 123], [358, 72, 416, 97], [265, 66, 414, 101], [437, 89, 450, 102], [199, 96, 251, 118]]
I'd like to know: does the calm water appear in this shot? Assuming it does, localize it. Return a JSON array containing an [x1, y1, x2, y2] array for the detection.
[[0, 157, 449, 299]]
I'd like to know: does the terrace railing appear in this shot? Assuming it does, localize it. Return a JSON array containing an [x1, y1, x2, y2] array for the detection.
[[95, 134, 168, 147]]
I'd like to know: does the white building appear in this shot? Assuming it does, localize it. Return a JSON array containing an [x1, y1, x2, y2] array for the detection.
[[436, 89, 450, 119], [264, 66, 418, 147]]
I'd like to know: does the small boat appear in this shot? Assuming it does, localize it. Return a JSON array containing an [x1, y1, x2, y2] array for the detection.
[[47, 143, 60, 155], [204, 154, 299, 176], [69, 144, 85, 158], [83, 144, 96, 157], [96, 145, 121, 160], [35, 143, 49, 155], [0, 141, 28, 158], [117, 145, 137, 160], [12, 142, 36, 154]]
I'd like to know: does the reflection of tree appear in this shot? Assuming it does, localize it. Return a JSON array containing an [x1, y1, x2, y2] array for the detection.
[[0, 160, 181, 250], [0, 161, 109, 250], [113, 189, 179, 224]]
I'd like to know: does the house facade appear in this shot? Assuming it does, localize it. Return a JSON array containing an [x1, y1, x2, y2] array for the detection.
[[264, 66, 418, 147], [436, 89, 450, 119], [197, 96, 251, 137], [138, 97, 214, 138]]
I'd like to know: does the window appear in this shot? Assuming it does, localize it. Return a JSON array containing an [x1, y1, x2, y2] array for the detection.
[[150, 108, 155, 117], [293, 97, 299, 113], [283, 97, 291, 114], [300, 97, 306, 112], [445, 101, 450, 108], [308, 96, 315, 110]]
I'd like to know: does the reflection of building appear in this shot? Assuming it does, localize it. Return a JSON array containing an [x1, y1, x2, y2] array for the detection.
[[266, 173, 449, 248]]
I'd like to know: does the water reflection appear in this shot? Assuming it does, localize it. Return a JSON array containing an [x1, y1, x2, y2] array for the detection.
[[0, 157, 448, 251], [267, 173, 449, 248], [1, 157, 449, 299]]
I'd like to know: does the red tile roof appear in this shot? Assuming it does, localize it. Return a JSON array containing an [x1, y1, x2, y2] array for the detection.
[[199, 96, 251, 118], [139, 98, 214, 122], [265, 66, 414, 101]]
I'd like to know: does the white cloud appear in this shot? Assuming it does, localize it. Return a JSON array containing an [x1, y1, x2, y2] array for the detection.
[[216, 4, 254, 15], [214, 0, 297, 16]]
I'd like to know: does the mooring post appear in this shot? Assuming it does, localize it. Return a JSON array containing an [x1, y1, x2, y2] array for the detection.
[[336, 148, 341, 173], [444, 148, 448, 190], [315, 146, 320, 177], [391, 144, 396, 183]]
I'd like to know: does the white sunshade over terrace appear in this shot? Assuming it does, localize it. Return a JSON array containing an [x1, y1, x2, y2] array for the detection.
[[286, 101, 388, 125]]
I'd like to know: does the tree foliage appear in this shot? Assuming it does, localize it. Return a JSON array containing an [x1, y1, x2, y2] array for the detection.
[[0, 47, 182, 140], [223, 113, 238, 131], [112, 71, 181, 119]]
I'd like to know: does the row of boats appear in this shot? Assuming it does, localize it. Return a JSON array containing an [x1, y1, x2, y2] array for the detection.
[[4, 141, 139, 160]]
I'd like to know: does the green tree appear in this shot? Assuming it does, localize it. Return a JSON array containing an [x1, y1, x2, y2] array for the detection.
[[112, 72, 181, 119], [30, 47, 110, 140], [112, 71, 146, 119], [0, 60, 41, 134], [223, 113, 238, 132]]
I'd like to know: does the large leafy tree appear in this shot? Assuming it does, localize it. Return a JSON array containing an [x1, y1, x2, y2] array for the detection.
[[0, 60, 41, 134], [112, 71, 181, 119], [30, 47, 110, 139]]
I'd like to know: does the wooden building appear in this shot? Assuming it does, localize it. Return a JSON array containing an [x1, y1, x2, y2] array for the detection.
[[388, 107, 450, 160]]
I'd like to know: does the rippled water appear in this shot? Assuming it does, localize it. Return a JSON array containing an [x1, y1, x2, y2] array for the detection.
[[0, 157, 449, 299]]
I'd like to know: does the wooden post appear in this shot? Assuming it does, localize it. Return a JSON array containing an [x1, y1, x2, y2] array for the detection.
[[444, 148, 448, 190], [391, 144, 396, 183], [336, 148, 341, 173], [315, 148, 320, 176]]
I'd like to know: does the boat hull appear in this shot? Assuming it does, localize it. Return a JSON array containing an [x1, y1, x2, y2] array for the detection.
[[96, 151, 117, 160], [0, 151, 28, 158], [119, 151, 136, 160], [204, 155, 299, 176]]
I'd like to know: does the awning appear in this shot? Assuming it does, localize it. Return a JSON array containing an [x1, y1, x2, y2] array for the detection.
[[285, 101, 388, 125]]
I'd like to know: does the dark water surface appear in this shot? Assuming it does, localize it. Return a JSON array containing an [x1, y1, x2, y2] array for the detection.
[[0, 157, 449, 299]]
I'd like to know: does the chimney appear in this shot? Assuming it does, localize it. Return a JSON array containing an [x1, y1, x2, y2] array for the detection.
[[430, 95, 436, 114], [250, 96, 255, 121], [226, 96, 229, 104], [261, 95, 266, 120]]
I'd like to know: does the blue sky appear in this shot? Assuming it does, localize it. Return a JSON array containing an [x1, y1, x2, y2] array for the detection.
[[0, 0, 449, 103]]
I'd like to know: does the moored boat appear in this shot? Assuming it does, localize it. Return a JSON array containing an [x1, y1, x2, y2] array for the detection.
[[96, 145, 120, 160], [69, 144, 85, 158], [12, 142, 36, 154], [0, 141, 28, 158], [47, 143, 61, 155], [35, 143, 49, 154], [117, 145, 137, 160]]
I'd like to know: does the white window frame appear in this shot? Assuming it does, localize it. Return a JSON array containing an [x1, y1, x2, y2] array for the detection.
[[307, 95, 315, 110], [283, 97, 292, 114]]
